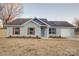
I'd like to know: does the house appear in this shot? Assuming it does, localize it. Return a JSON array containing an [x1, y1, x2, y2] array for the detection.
[[75, 28, 79, 33], [5, 18, 75, 38]]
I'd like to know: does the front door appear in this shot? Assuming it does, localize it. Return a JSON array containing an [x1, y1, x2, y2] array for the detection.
[[41, 27, 45, 37]]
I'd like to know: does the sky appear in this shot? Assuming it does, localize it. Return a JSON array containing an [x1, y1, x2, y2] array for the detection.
[[20, 3, 79, 23], [0, 3, 79, 24]]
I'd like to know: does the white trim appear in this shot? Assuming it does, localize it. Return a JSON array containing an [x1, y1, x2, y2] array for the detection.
[[5, 17, 75, 28], [27, 27, 35, 35], [22, 18, 34, 26], [21, 17, 49, 27], [5, 25, 22, 27], [5, 18, 33, 27], [5, 18, 48, 27], [22, 17, 50, 27], [49, 28, 56, 34], [5, 18, 35, 27], [32, 20, 47, 26], [37, 18, 50, 27], [5, 18, 38, 26], [5, 25, 75, 28], [13, 27, 20, 35], [32, 20, 41, 26], [22, 19, 41, 26], [50, 26, 75, 28]]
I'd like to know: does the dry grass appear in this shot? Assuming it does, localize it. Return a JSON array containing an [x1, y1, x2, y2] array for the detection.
[[0, 28, 6, 37], [0, 29, 79, 56]]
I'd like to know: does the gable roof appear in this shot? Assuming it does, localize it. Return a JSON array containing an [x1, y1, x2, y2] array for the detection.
[[32, 18, 46, 25], [39, 18, 49, 24], [7, 18, 48, 26], [48, 21, 75, 27], [7, 18, 31, 25], [6, 18, 75, 27]]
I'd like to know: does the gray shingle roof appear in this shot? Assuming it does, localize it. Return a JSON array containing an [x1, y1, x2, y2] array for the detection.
[[48, 21, 75, 27], [7, 18, 75, 27], [7, 18, 31, 25], [7, 18, 47, 25], [33, 18, 46, 25], [39, 18, 49, 24]]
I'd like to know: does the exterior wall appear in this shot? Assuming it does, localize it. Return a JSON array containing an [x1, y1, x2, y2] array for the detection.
[[49, 27, 75, 37], [6, 21, 42, 37], [6, 26, 23, 37], [6, 22, 75, 38], [40, 27, 49, 38], [49, 27, 61, 37], [21, 21, 41, 37], [61, 28, 74, 37], [6, 21, 49, 38], [6, 27, 13, 37], [46, 27, 49, 38]]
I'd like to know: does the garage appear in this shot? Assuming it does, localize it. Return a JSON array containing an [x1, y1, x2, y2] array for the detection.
[[61, 28, 74, 37]]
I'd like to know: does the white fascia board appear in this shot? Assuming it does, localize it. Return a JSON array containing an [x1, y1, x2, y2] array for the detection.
[[37, 18, 50, 27], [21, 18, 34, 26], [5, 25, 22, 27], [50, 26, 75, 29]]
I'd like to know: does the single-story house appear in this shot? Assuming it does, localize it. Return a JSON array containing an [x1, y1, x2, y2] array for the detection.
[[6, 18, 75, 38]]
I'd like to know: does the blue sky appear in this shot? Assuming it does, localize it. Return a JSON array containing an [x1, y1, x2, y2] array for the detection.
[[21, 3, 79, 23]]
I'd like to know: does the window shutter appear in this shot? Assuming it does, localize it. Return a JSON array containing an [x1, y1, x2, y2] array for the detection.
[[19, 28, 20, 34]]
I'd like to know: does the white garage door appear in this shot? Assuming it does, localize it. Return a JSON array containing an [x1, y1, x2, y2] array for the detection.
[[61, 28, 74, 37]]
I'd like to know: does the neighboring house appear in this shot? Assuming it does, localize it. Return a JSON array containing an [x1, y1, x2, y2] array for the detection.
[[5, 18, 75, 38], [75, 28, 79, 33]]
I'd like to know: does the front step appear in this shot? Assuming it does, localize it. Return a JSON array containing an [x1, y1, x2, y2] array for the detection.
[[41, 37, 49, 39]]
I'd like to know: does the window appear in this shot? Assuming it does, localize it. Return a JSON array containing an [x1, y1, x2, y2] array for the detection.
[[49, 28, 51, 34], [13, 27, 20, 35], [27, 27, 35, 35], [49, 28, 56, 34]]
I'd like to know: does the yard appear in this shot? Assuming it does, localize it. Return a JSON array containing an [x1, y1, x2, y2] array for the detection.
[[0, 29, 79, 56]]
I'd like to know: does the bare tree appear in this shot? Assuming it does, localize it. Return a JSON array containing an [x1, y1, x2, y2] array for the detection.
[[0, 3, 23, 27], [0, 4, 3, 11], [74, 18, 79, 28]]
